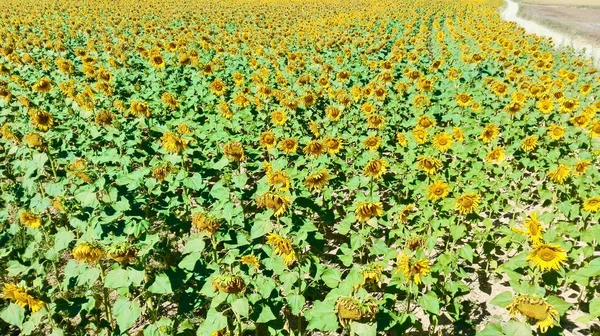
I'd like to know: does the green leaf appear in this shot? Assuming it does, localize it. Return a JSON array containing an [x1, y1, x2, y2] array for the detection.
[[183, 173, 204, 191], [113, 298, 141, 332], [183, 235, 206, 254], [197, 309, 227, 335], [148, 273, 173, 294], [305, 300, 338, 331], [256, 304, 276, 323], [104, 269, 129, 289], [503, 320, 532, 336], [250, 218, 273, 239], [231, 297, 249, 318], [350, 321, 377, 336], [546, 296, 571, 315], [53, 228, 75, 252], [490, 291, 513, 308], [0, 303, 25, 327], [590, 298, 600, 317], [178, 252, 201, 271], [476, 323, 505, 336], [322, 268, 342, 288], [287, 294, 305, 315], [419, 291, 440, 315]]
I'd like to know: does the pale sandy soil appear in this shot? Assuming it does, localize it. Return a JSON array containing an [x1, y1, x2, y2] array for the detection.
[[522, 0, 600, 6]]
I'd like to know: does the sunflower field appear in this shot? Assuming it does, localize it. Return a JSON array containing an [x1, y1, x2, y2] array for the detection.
[[0, 0, 599, 334]]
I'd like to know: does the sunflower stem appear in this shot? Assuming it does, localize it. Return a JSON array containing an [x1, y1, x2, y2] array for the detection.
[[99, 263, 114, 330], [211, 235, 219, 264]]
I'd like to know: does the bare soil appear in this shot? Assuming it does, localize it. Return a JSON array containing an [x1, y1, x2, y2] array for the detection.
[[522, 0, 600, 6]]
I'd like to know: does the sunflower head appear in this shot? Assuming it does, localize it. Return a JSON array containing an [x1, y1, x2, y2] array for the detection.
[[324, 136, 343, 155], [304, 169, 331, 191], [363, 158, 387, 179], [548, 165, 570, 184], [416, 156, 442, 175], [1, 283, 44, 312], [20, 211, 42, 228], [266, 233, 296, 266], [240, 254, 260, 267], [583, 197, 600, 212], [396, 254, 430, 285], [257, 192, 290, 217], [23, 133, 44, 148], [506, 295, 559, 333], [355, 201, 384, 223], [191, 212, 220, 235], [359, 262, 384, 287], [455, 192, 481, 215], [278, 138, 298, 155], [363, 135, 381, 151], [30, 109, 54, 132], [304, 140, 324, 157], [427, 180, 449, 201], [161, 131, 187, 154], [107, 243, 137, 264], [432, 132, 453, 152], [527, 243, 567, 272], [335, 296, 378, 327], [486, 147, 506, 164], [212, 274, 245, 294], [259, 130, 277, 149], [223, 141, 245, 162], [72, 242, 105, 264]]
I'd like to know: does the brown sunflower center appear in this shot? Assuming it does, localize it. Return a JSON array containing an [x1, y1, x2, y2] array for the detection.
[[539, 247, 556, 261]]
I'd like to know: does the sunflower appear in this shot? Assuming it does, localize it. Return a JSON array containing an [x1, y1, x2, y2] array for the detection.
[[456, 92, 472, 107], [335, 296, 378, 327], [427, 180, 449, 201], [404, 124, 426, 143], [177, 124, 192, 135], [304, 140, 324, 157], [528, 243, 567, 272], [547, 124, 565, 140], [130, 101, 151, 118], [324, 136, 343, 155], [406, 237, 425, 251], [570, 114, 590, 128], [355, 201, 384, 223], [279, 138, 298, 154], [152, 165, 171, 182], [363, 158, 387, 179], [209, 78, 226, 96], [416, 115, 436, 129], [363, 135, 381, 151], [432, 132, 453, 152], [257, 192, 290, 217], [161, 92, 178, 109], [107, 243, 137, 264], [212, 274, 245, 294], [486, 147, 506, 164], [416, 156, 442, 175], [191, 212, 220, 234], [506, 295, 559, 333], [520, 136, 538, 152], [20, 211, 42, 228], [513, 212, 545, 243], [560, 98, 579, 114], [573, 160, 590, 176], [161, 131, 187, 154], [397, 204, 417, 223], [268, 170, 291, 191], [361, 102, 376, 115], [480, 123, 499, 143], [266, 233, 296, 266], [309, 120, 320, 138], [325, 106, 342, 121], [72, 242, 105, 264], [397, 132, 408, 147], [149, 54, 166, 69], [589, 120, 600, 138], [455, 192, 481, 215], [548, 165, 570, 184], [32, 77, 53, 93], [396, 254, 430, 285], [452, 127, 465, 143], [240, 254, 260, 267], [30, 110, 54, 131], [223, 141, 245, 162], [367, 114, 385, 129], [218, 100, 233, 119], [95, 110, 115, 126], [1, 283, 44, 312], [259, 130, 276, 149], [1, 124, 19, 143], [304, 169, 331, 191], [582, 197, 600, 212], [359, 263, 383, 287], [23, 133, 43, 148]]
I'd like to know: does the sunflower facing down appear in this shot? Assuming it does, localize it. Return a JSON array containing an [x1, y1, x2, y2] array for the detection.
[[20, 211, 42, 228], [304, 169, 331, 191], [1, 283, 45, 312], [267, 170, 291, 191], [486, 147, 506, 164], [416, 156, 442, 175], [257, 192, 290, 217], [72, 242, 105, 264], [506, 295, 559, 333], [527, 243, 567, 272], [191, 212, 220, 235], [335, 296, 378, 327], [265, 233, 296, 266], [359, 263, 384, 288], [30, 109, 54, 131], [212, 274, 245, 294], [161, 131, 187, 154], [355, 201, 384, 223], [455, 192, 481, 215], [548, 165, 570, 184], [363, 158, 387, 179], [240, 254, 260, 267], [396, 254, 430, 285], [324, 136, 343, 155], [223, 141, 245, 162]]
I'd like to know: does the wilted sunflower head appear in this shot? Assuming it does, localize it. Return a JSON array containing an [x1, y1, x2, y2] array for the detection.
[[95, 110, 115, 127], [527, 243, 567, 272], [324, 136, 343, 154], [396, 254, 430, 285], [455, 192, 480, 215], [107, 243, 137, 264], [32, 77, 53, 93], [359, 262, 384, 287], [130, 101, 151, 118], [355, 201, 384, 223], [240, 254, 260, 267], [20, 211, 42, 228], [257, 192, 290, 217], [304, 169, 331, 191], [72, 242, 105, 264], [1, 283, 44, 312], [191, 212, 220, 235], [23, 133, 44, 148], [335, 296, 378, 327], [259, 130, 276, 149], [161, 131, 187, 154], [30, 109, 54, 132], [212, 274, 245, 294], [266, 233, 296, 266], [406, 236, 425, 251], [303, 139, 324, 157], [363, 158, 387, 179], [223, 141, 245, 162], [267, 170, 291, 191], [416, 156, 442, 175], [506, 295, 559, 333]]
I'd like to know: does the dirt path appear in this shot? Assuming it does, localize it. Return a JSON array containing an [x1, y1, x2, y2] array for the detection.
[[501, 0, 600, 66]]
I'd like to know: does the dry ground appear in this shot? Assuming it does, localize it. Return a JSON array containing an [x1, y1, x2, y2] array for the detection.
[[522, 0, 600, 5]]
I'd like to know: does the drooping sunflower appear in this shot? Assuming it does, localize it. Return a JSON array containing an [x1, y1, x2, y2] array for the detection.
[[589, 120, 600, 138], [397, 204, 417, 223], [23, 133, 44, 148], [367, 114, 385, 129], [161, 131, 187, 154], [480, 123, 499, 143], [427, 180, 449, 201], [513, 212, 545, 243], [363, 135, 381, 151], [191, 212, 220, 235], [324, 136, 343, 155], [573, 160, 591, 176], [72, 242, 105, 264], [520, 136, 538, 152], [267, 170, 291, 191], [223, 141, 245, 162], [95, 110, 115, 127], [107, 243, 137, 264], [161, 92, 178, 109], [359, 263, 384, 288], [304, 140, 324, 157], [20, 211, 42, 228], [257, 192, 290, 217], [548, 165, 570, 184], [266, 233, 296, 266], [412, 127, 428, 144], [363, 158, 387, 179], [455, 192, 481, 215], [583, 197, 600, 212], [325, 106, 342, 121], [32, 77, 53, 93], [130, 101, 151, 118], [212, 274, 245, 294], [304, 169, 331, 191], [506, 295, 559, 333], [355, 201, 384, 223], [1, 283, 44, 312], [416, 156, 442, 175], [396, 132, 408, 147], [432, 132, 453, 152], [527, 243, 567, 272], [279, 138, 298, 155], [240, 254, 260, 267], [396, 254, 430, 285], [406, 236, 426, 251], [309, 120, 320, 138], [30, 109, 54, 131], [452, 127, 465, 143], [486, 147, 506, 164], [335, 296, 378, 327]]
